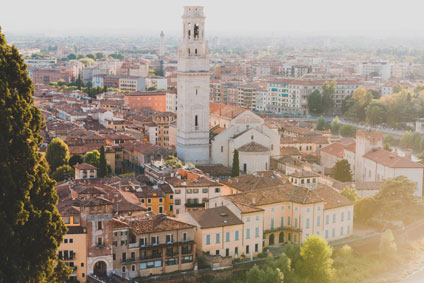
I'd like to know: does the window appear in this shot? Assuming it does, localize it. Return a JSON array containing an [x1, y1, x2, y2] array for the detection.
[[333, 214, 336, 223], [306, 218, 310, 229], [169, 204, 173, 211], [270, 218, 274, 230], [159, 198, 163, 203], [216, 233, 220, 243], [221, 146, 223, 153], [247, 217, 251, 222], [348, 211, 351, 220], [243, 163, 247, 172], [215, 188, 221, 193], [294, 234, 297, 243], [326, 215, 329, 225], [246, 245, 250, 254], [122, 252, 126, 262], [121, 266, 126, 273], [256, 215, 260, 221], [235, 230, 239, 241], [255, 227, 259, 238], [341, 212, 344, 222], [206, 235, 210, 245], [63, 217, 70, 224], [147, 206, 152, 211], [139, 238, 146, 247], [64, 239, 68, 244], [226, 232, 230, 242], [226, 248, 229, 257], [97, 221, 103, 230], [175, 189, 181, 194], [147, 198, 152, 203], [202, 188, 208, 193], [325, 230, 329, 239], [294, 218, 298, 228], [131, 265, 135, 271], [246, 228, 251, 239], [166, 234, 173, 243], [280, 216, 284, 228], [317, 216, 321, 226], [194, 115, 198, 127], [288, 216, 291, 226], [175, 199, 181, 205], [332, 228, 335, 237], [183, 232, 188, 242], [159, 206, 163, 214], [255, 243, 259, 252], [170, 194, 173, 200], [341, 227, 344, 235]]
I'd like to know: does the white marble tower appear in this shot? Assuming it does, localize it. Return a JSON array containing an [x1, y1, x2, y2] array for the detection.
[[159, 31, 165, 57], [176, 6, 210, 164]]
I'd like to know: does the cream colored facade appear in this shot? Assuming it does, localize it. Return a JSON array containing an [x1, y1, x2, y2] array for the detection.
[[211, 110, 280, 173]]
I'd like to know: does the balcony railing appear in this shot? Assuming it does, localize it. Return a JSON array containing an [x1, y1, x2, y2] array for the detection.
[[140, 253, 162, 260]]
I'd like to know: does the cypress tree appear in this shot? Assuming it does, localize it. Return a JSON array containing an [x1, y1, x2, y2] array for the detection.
[[232, 149, 240, 177], [0, 28, 70, 282], [332, 159, 353, 182], [99, 145, 107, 177]]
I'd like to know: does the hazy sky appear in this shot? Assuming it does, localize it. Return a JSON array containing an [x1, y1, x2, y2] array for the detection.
[[2, 0, 424, 37]]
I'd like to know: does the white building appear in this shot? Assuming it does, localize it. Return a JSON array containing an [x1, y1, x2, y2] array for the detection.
[[176, 6, 210, 164], [210, 104, 280, 174], [359, 62, 392, 80]]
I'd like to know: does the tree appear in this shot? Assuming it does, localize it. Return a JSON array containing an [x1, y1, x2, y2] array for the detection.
[[379, 229, 397, 258], [69, 154, 83, 167], [340, 124, 356, 137], [99, 146, 108, 178], [332, 159, 352, 182], [341, 186, 359, 202], [84, 150, 100, 168], [246, 265, 284, 283], [316, 118, 329, 130], [79, 57, 95, 67], [67, 53, 77, 60], [147, 86, 157, 91], [321, 81, 336, 114], [0, 28, 70, 282], [344, 88, 372, 122], [298, 235, 334, 283], [330, 116, 341, 135], [46, 138, 70, 173], [307, 90, 323, 114], [76, 74, 83, 90], [95, 52, 105, 60], [51, 165, 74, 182], [232, 149, 240, 176], [366, 101, 387, 125]]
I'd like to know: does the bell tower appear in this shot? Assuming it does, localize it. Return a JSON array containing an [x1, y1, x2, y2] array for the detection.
[[176, 6, 210, 164]]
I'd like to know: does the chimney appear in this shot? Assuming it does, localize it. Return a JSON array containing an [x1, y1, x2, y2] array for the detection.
[[405, 149, 412, 160]]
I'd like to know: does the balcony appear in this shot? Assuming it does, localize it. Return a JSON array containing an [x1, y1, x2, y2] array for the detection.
[[185, 203, 205, 208], [140, 253, 162, 261], [129, 242, 138, 249], [182, 248, 193, 255], [96, 243, 105, 249]]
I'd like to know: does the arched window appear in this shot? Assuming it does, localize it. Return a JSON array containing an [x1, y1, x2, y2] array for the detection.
[[188, 23, 191, 39], [194, 24, 199, 39], [195, 48, 198, 55]]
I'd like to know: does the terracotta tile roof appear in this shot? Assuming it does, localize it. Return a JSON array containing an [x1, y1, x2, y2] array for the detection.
[[313, 186, 353, 209], [111, 218, 130, 229], [280, 146, 301, 156], [238, 142, 269, 152], [344, 143, 356, 153], [188, 206, 243, 229], [166, 176, 220, 188], [80, 197, 113, 207], [134, 184, 173, 198], [74, 163, 98, 170], [288, 171, 318, 178], [68, 144, 102, 155], [129, 214, 194, 234], [363, 148, 424, 168], [78, 186, 105, 195], [280, 136, 329, 145], [320, 143, 345, 158], [223, 185, 324, 206], [220, 171, 288, 192], [232, 202, 264, 214], [196, 164, 232, 177], [209, 102, 246, 119]]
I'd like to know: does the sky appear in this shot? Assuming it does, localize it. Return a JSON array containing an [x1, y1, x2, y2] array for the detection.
[[2, 0, 424, 37]]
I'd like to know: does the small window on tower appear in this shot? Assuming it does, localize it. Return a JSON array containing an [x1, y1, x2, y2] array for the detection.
[[194, 24, 199, 39], [195, 89, 198, 95], [195, 115, 198, 127], [188, 48, 190, 55], [195, 48, 198, 55]]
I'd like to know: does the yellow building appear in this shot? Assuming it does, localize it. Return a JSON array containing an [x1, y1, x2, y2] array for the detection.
[[134, 184, 174, 216], [58, 207, 88, 282]]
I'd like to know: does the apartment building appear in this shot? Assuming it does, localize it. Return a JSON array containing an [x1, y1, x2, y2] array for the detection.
[[124, 91, 167, 112], [111, 214, 196, 278], [134, 184, 174, 216]]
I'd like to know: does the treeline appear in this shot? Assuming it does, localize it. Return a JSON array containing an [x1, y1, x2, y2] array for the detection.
[[316, 117, 357, 137], [342, 84, 424, 128], [61, 52, 125, 66]]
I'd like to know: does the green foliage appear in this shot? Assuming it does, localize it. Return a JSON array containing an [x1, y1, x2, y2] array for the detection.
[[78, 57, 95, 67], [340, 124, 356, 137], [46, 138, 70, 172], [379, 229, 397, 258], [51, 165, 74, 182], [76, 74, 83, 90], [400, 131, 423, 151], [365, 101, 387, 125], [341, 186, 359, 202], [330, 116, 341, 135], [316, 118, 330, 130], [298, 235, 334, 283], [245, 265, 284, 283], [69, 154, 83, 167], [118, 172, 135, 178], [344, 88, 372, 122], [67, 53, 77, 60], [84, 150, 100, 168], [307, 82, 335, 115], [165, 155, 184, 168], [109, 52, 124, 60], [0, 28, 69, 281], [147, 86, 157, 91], [284, 242, 301, 269], [99, 146, 107, 178], [232, 149, 240, 176], [307, 90, 323, 114], [336, 245, 353, 259], [355, 176, 423, 225], [332, 159, 352, 182]]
